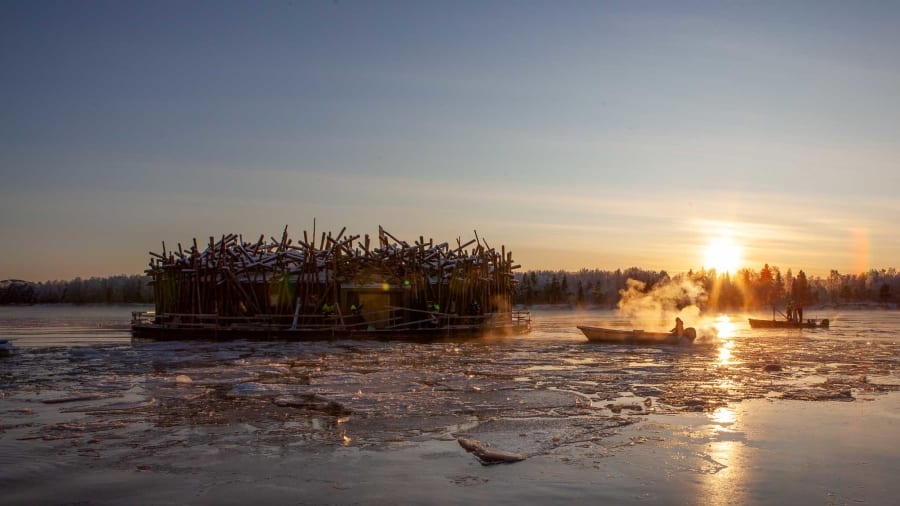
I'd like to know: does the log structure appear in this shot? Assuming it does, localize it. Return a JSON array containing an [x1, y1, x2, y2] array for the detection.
[[138, 225, 528, 337]]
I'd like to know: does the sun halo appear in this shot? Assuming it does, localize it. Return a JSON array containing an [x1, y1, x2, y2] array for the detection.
[[703, 236, 743, 274]]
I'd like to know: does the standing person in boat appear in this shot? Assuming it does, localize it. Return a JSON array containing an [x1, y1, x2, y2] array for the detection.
[[786, 301, 794, 321], [796, 302, 803, 323], [671, 317, 685, 337]]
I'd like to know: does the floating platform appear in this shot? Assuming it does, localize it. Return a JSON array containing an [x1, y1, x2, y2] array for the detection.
[[133, 225, 530, 341], [131, 310, 532, 342]]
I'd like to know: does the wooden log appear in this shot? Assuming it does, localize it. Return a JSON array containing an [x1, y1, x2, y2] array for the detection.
[[457, 437, 526, 465]]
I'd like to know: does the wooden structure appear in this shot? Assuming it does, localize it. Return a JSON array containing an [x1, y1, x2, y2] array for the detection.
[[132, 225, 531, 340]]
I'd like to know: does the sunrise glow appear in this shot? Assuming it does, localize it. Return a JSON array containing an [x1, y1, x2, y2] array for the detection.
[[703, 236, 743, 274]]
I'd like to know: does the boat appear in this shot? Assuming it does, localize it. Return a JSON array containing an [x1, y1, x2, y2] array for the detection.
[[131, 226, 532, 342], [577, 325, 696, 345], [0, 339, 14, 357], [748, 318, 829, 329]]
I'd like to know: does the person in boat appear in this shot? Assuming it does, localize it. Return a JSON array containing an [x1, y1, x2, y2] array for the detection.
[[796, 303, 804, 323], [786, 302, 794, 321], [671, 317, 685, 337]]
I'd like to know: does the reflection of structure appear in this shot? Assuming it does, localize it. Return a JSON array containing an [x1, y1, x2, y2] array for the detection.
[[132, 225, 531, 340]]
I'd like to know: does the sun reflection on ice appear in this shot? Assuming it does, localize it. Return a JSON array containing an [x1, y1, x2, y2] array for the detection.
[[713, 315, 738, 366], [702, 405, 745, 506], [710, 405, 736, 427], [718, 341, 735, 366], [713, 315, 737, 339]]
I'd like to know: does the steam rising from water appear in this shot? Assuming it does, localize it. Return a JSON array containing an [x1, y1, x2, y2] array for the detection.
[[617, 278, 708, 333]]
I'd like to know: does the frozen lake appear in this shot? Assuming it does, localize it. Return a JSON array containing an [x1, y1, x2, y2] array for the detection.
[[1, 305, 899, 504]]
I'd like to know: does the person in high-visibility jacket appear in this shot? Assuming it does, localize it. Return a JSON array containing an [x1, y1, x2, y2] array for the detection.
[[428, 302, 441, 326]]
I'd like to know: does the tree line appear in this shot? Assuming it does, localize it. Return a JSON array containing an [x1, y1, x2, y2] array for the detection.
[[514, 265, 898, 309], [0, 276, 153, 305], [2, 264, 897, 308]]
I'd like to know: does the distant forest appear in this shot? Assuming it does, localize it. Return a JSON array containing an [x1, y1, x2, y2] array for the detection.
[[0, 264, 897, 309], [0, 276, 153, 305], [516, 265, 898, 310]]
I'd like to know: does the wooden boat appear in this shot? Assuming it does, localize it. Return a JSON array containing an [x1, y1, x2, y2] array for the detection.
[[577, 325, 695, 345], [748, 318, 829, 329]]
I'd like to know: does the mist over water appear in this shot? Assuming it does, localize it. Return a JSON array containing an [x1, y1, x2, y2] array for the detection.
[[615, 277, 707, 332]]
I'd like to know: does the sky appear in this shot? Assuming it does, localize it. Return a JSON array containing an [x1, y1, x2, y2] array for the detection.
[[2, 0, 899, 282]]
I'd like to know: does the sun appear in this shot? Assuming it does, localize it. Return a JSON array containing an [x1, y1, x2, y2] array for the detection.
[[703, 236, 743, 273]]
